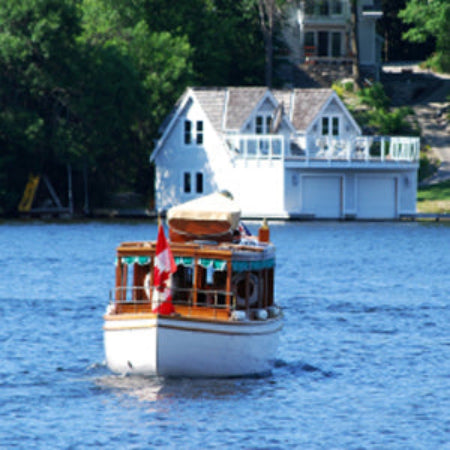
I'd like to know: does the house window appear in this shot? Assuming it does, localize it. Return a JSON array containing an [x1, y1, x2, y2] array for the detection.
[[184, 120, 192, 145], [256, 116, 263, 134], [332, 0, 342, 15], [183, 172, 203, 194], [318, 31, 329, 57], [304, 31, 315, 56], [318, 0, 329, 16], [304, 0, 315, 15], [331, 32, 341, 57], [196, 172, 203, 193], [183, 172, 191, 193], [196, 121, 203, 144], [255, 115, 272, 134], [332, 117, 339, 136], [184, 119, 204, 145], [322, 117, 329, 135], [322, 116, 340, 136]]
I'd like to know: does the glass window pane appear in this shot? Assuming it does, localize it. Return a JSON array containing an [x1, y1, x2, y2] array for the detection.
[[266, 116, 272, 133], [332, 0, 342, 14], [256, 116, 263, 134], [305, 31, 315, 47], [184, 120, 191, 144], [196, 121, 203, 144], [322, 117, 329, 135], [184, 172, 191, 193], [196, 172, 203, 193], [332, 117, 339, 136], [332, 32, 341, 57], [319, 0, 329, 15]]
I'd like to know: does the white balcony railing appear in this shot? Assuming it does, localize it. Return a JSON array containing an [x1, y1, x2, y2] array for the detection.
[[226, 135, 285, 160], [226, 134, 420, 164], [304, 136, 420, 163]]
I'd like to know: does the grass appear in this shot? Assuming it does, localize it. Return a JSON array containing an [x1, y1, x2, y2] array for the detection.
[[417, 180, 450, 213]]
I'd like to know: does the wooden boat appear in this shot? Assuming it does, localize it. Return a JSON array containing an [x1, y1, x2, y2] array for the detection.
[[103, 193, 282, 377]]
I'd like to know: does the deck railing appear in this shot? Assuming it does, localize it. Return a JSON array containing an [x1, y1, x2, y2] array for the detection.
[[110, 286, 236, 310], [226, 134, 285, 160], [226, 134, 420, 164]]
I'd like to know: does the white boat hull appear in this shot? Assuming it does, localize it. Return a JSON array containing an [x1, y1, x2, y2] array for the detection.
[[104, 314, 282, 377]]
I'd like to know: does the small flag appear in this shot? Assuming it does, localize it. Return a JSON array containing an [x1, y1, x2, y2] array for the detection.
[[238, 221, 252, 238], [152, 223, 176, 314]]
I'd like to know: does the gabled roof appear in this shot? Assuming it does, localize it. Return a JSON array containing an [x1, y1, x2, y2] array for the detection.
[[224, 87, 269, 130], [292, 89, 333, 132], [191, 88, 228, 132], [151, 86, 358, 162]]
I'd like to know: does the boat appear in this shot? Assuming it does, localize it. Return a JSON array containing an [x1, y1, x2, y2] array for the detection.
[[103, 192, 283, 377]]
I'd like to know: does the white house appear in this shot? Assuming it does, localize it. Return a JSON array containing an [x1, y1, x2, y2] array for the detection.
[[150, 86, 419, 220], [293, 0, 383, 79]]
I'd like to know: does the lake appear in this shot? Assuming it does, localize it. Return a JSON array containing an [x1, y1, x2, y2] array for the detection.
[[1, 220, 449, 448]]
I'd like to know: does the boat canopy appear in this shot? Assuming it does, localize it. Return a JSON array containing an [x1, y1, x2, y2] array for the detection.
[[167, 192, 241, 232]]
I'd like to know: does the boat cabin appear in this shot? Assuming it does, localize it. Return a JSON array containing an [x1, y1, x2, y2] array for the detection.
[[111, 238, 276, 321]]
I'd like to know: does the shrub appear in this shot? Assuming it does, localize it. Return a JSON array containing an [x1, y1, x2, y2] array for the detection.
[[357, 82, 390, 110]]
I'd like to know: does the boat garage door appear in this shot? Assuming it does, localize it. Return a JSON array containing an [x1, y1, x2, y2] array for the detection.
[[302, 175, 342, 218], [357, 176, 397, 219]]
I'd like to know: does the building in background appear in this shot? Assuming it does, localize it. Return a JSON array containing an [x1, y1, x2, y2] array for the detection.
[[151, 86, 419, 220]]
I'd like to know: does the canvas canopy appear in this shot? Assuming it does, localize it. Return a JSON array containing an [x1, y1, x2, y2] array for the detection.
[[167, 192, 241, 235]]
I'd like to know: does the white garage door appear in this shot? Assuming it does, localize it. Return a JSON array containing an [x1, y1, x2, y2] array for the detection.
[[302, 176, 342, 218], [357, 177, 397, 219]]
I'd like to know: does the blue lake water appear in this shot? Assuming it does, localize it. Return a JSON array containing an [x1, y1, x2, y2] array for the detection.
[[1, 220, 449, 449]]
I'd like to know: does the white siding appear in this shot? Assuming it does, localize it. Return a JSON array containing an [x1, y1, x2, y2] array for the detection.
[[154, 100, 225, 211], [229, 160, 285, 218]]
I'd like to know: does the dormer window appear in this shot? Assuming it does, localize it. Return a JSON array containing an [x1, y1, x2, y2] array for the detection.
[[184, 120, 204, 145], [321, 116, 340, 137], [255, 115, 272, 135]]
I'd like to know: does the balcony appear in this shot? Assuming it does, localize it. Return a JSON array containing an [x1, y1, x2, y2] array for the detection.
[[226, 135, 285, 160], [226, 134, 420, 166]]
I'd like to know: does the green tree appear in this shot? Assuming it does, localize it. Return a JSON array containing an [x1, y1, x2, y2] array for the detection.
[[80, 0, 193, 201], [0, 0, 83, 213], [399, 0, 450, 72]]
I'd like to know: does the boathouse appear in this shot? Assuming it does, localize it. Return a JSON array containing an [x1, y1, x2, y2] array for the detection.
[[150, 87, 419, 220]]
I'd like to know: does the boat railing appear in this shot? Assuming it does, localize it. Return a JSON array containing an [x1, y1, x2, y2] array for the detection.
[[109, 286, 237, 312]]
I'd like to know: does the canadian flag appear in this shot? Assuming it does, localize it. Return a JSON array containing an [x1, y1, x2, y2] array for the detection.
[[152, 223, 177, 314]]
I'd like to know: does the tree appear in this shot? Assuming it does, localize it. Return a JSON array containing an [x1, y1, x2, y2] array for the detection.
[[245, 0, 292, 87], [399, 0, 450, 72], [349, 0, 361, 89], [378, 0, 435, 61], [0, 0, 83, 213]]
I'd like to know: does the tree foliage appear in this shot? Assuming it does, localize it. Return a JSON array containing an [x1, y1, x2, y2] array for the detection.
[[353, 83, 418, 136], [399, 0, 450, 72], [1, 0, 267, 215]]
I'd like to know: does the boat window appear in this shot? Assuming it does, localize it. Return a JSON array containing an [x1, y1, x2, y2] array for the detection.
[[172, 265, 193, 302]]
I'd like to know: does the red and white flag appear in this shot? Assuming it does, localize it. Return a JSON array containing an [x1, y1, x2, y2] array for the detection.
[[152, 223, 177, 314]]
